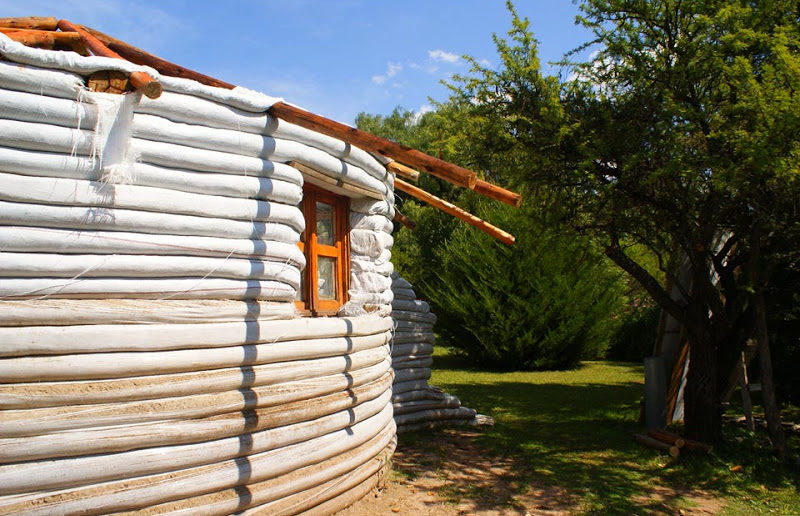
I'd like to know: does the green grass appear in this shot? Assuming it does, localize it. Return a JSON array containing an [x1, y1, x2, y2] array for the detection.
[[429, 347, 800, 515]]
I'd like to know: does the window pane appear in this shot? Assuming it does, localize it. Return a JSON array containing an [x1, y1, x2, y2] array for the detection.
[[296, 271, 306, 302], [316, 201, 335, 246], [318, 256, 337, 300]]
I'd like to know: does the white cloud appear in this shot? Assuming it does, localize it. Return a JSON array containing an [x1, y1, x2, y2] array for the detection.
[[408, 61, 420, 69], [372, 61, 403, 85], [411, 104, 434, 124], [479, 58, 491, 67], [428, 49, 460, 63]]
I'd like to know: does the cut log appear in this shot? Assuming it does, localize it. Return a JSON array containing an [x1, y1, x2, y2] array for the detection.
[[79, 24, 236, 89], [269, 102, 477, 189], [393, 209, 416, 230], [647, 428, 685, 448], [0, 16, 58, 30], [682, 437, 713, 454], [87, 70, 130, 94], [395, 178, 515, 245], [56, 20, 162, 99], [634, 433, 680, 457], [0, 28, 81, 47], [289, 161, 384, 200], [386, 161, 420, 182], [473, 179, 522, 207]]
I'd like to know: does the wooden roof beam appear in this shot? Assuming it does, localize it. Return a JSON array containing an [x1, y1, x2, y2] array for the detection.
[[56, 20, 162, 99], [395, 178, 515, 246], [393, 209, 417, 230], [0, 17, 58, 30], [386, 161, 420, 183], [268, 103, 477, 190]]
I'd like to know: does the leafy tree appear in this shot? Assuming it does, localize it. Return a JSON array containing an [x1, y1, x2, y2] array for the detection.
[[446, 1, 800, 449]]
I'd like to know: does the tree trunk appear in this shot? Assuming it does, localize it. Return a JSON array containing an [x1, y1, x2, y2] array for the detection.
[[755, 290, 787, 458], [684, 326, 722, 445]]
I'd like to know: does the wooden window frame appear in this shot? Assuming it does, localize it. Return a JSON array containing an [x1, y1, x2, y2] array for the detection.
[[295, 182, 350, 316]]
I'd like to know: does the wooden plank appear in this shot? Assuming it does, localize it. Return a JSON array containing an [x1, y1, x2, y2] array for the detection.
[[0, 17, 58, 30], [386, 161, 420, 182], [395, 178, 515, 245], [269, 102, 478, 189], [393, 209, 416, 230], [56, 20, 162, 99], [289, 161, 384, 200], [474, 178, 522, 207], [79, 24, 237, 90]]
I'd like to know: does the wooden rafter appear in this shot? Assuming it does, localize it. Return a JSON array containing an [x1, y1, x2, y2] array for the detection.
[[56, 20, 162, 99], [386, 162, 420, 183], [395, 179, 515, 246], [393, 209, 416, 230], [474, 179, 522, 207], [0, 16, 57, 30]]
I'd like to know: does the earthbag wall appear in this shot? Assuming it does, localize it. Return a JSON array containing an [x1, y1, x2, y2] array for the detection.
[[0, 47, 395, 515]]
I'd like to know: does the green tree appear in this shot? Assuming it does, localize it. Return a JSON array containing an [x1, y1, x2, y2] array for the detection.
[[447, 1, 800, 448]]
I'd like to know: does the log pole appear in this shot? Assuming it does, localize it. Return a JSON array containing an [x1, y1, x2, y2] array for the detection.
[[474, 179, 522, 207], [394, 178, 515, 245], [634, 433, 680, 457], [386, 162, 420, 183], [647, 428, 685, 448], [56, 20, 162, 99], [0, 17, 58, 30], [269, 102, 478, 190], [393, 210, 416, 230]]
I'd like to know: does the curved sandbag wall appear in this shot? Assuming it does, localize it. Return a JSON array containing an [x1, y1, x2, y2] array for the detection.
[[0, 34, 396, 516], [390, 275, 481, 431]]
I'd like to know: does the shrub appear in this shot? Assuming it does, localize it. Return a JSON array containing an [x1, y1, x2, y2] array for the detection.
[[425, 201, 626, 370]]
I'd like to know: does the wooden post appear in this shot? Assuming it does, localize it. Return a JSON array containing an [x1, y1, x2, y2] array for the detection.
[[269, 102, 478, 190], [738, 351, 755, 432], [473, 179, 522, 207], [386, 162, 420, 183], [394, 178, 515, 246], [78, 24, 236, 90], [56, 20, 162, 99], [0, 17, 58, 30]]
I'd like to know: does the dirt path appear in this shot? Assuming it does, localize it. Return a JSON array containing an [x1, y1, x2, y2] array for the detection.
[[337, 428, 576, 516], [337, 427, 723, 516]]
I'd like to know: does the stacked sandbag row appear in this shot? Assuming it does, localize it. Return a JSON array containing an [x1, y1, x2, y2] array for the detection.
[[390, 275, 479, 431], [0, 33, 396, 515]]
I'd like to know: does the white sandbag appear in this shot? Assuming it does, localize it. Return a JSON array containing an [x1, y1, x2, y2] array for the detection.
[[131, 162, 302, 203], [391, 379, 432, 395], [0, 378, 392, 484], [132, 115, 389, 198], [390, 332, 436, 345], [0, 118, 94, 155], [350, 229, 394, 258], [0, 61, 84, 99], [0, 172, 305, 230], [0, 349, 389, 442], [0, 252, 300, 287], [394, 406, 477, 427], [394, 320, 434, 333], [0, 405, 394, 515], [158, 77, 281, 113], [391, 309, 438, 324], [351, 258, 394, 276], [391, 388, 452, 404], [0, 226, 305, 263], [0, 145, 98, 181], [137, 91, 388, 183], [350, 197, 395, 218], [0, 87, 97, 128], [131, 138, 303, 183], [391, 275, 414, 289], [0, 201, 300, 242], [393, 367, 432, 384], [134, 429, 395, 516], [346, 290, 394, 306], [392, 287, 417, 300], [350, 271, 393, 293], [350, 212, 393, 233], [392, 357, 434, 370], [0, 354, 391, 411], [0, 298, 294, 327], [0, 314, 392, 356], [391, 298, 430, 313], [0, 277, 296, 301], [392, 397, 461, 416], [391, 343, 434, 357], [0, 331, 391, 382]]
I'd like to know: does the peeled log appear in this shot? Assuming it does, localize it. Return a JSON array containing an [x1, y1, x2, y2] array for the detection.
[[0, 17, 58, 30], [634, 433, 680, 457]]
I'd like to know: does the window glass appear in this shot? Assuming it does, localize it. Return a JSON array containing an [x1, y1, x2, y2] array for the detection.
[[315, 201, 334, 246], [317, 256, 336, 300]]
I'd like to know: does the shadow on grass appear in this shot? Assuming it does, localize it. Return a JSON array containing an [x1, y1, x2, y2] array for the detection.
[[405, 353, 800, 515]]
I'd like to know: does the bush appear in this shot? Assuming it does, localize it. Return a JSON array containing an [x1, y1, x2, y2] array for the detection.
[[606, 305, 660, 362], [425, 201, 627, 370]]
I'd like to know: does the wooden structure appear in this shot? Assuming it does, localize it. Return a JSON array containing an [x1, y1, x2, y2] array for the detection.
[[0, 16, 521, 515]]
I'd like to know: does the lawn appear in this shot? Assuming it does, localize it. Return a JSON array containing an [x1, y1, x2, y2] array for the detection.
[[420, 347, 800, 515]]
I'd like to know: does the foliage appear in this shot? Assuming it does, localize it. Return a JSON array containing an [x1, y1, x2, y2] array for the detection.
[[606, 304, 660, 362], [427, 200, 626, 370], [420, 348, 800, 515], [443, 0, 800, 444]]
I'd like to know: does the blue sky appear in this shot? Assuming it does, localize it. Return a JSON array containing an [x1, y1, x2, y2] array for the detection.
[[1, 1, 591, 124]]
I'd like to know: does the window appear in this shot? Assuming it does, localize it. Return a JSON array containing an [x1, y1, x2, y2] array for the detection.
[[296, 182, 350, 315]]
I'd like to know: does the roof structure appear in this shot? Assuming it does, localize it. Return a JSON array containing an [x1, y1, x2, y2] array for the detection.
[[0, 16, 521, 245]]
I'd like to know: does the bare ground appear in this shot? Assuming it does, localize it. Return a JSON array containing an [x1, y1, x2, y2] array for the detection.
[[336, 427, 723, 516]]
